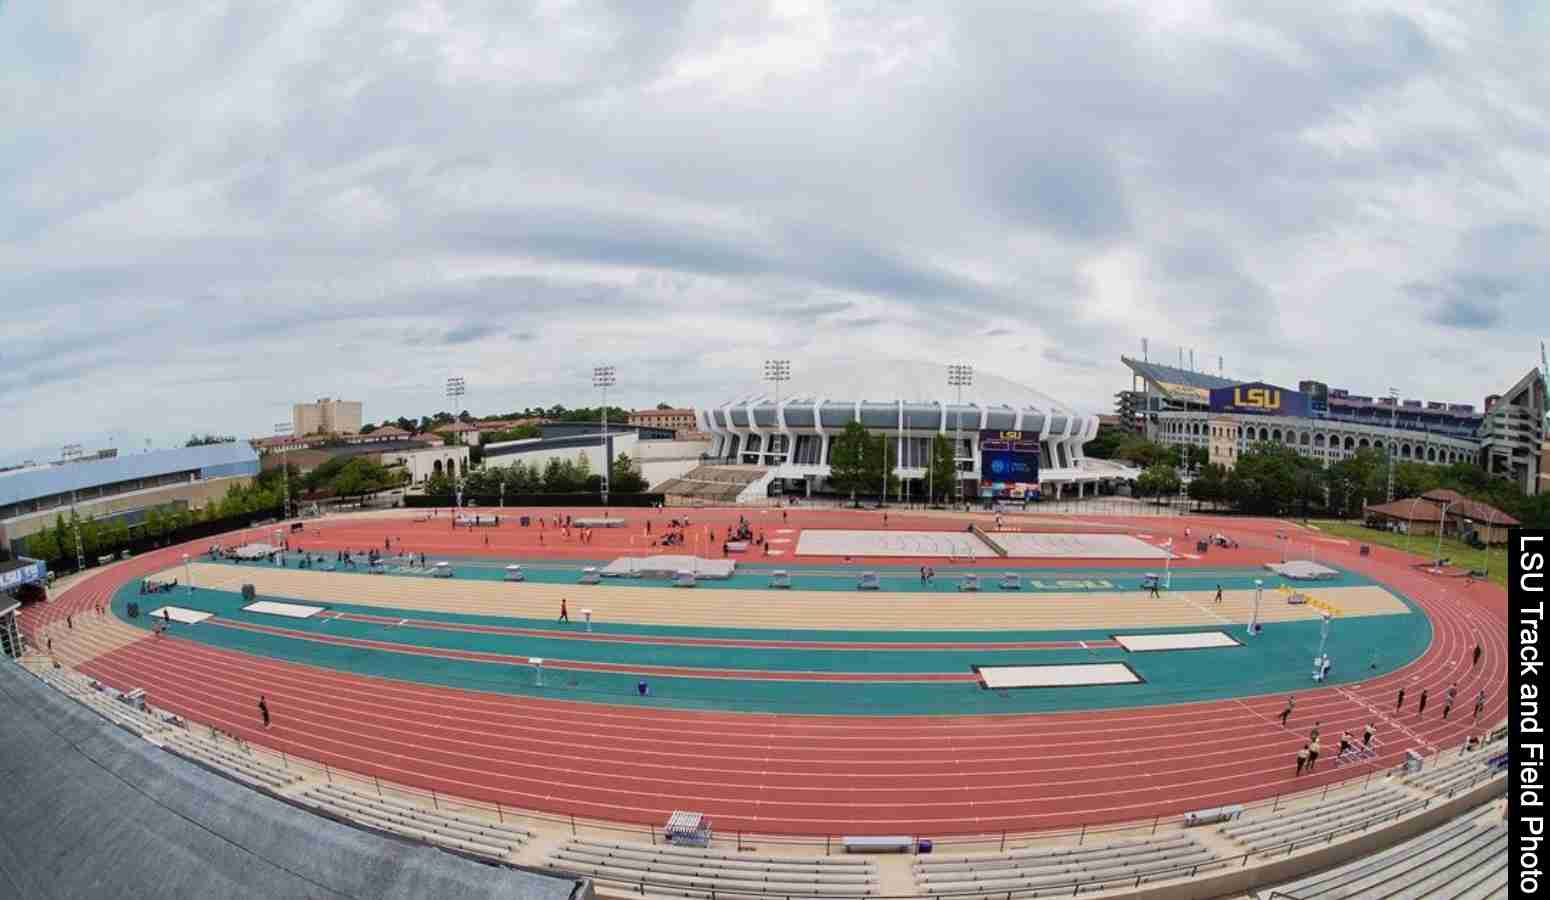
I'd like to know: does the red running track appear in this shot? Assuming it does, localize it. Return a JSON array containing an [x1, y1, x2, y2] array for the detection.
[[24, 509, 1509, 836], [274, 505, 1285, 570]]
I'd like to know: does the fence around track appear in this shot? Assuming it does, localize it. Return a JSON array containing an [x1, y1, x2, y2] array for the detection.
[[160, 707, 1500, 900], [19, 505, 1510, 899], [27, 664, 1503, 900]]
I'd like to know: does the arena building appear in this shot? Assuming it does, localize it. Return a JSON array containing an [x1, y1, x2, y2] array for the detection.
[[1123, 357, 1546, 493], [0, 443, 260, 556], [695, 361, 1123, 501]]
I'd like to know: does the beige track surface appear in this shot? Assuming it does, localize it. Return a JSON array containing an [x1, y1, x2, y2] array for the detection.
[[175, 563, 1408, 631]]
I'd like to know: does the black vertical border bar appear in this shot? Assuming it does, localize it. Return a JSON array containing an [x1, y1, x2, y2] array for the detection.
[[1511, 526, 1548, 895]]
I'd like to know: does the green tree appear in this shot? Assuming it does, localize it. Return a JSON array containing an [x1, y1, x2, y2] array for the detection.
[[1135, 464, 1182, 504], [827, 422, 872, 501], [482, 425, 541, 443], [1082, 426, 1128, 460], [1392, 460, 1440, 500], [865, 433, 902, 500], [1187, 463, 1228, 509], [423, 471, 455, 498], [610, 453, 649, 493], [186, 433, 236, 446], [1226, 443, 1322, 515], [1323, 448, 1388, 518], [927, 434, 956, 503], [25, 527, 60, 562]]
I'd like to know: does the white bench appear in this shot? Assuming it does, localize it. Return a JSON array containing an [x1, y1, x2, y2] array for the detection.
[[843, 836, 915, 854], [1183, 804, 1242, 826]]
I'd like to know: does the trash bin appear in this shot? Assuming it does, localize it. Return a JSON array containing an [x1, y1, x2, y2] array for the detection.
[[520, 515, 531, 527], [1360, 545, 1370, 557], [1196, 540, 1208, 553], [917, 839, 933, 854]]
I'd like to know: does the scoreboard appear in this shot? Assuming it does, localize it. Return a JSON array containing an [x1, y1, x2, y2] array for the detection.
[[978, 430, 1041, 499]]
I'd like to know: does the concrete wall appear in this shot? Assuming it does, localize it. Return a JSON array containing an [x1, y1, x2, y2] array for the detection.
[[633, 438, 711, 462], [485, 433, 640, 477], [384, 446, 470, 484]]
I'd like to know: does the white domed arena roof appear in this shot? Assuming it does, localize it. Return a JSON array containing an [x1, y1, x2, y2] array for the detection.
[[723, 360, 1080, 414]]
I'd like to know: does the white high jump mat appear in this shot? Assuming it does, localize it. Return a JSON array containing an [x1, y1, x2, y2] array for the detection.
[[146, 607, 213, 624], [243, 601, 327, 619], [987, 532, 1171, 559], [795, 530, 996, 558], [1113, 631, 1241, 652], [976, 663, 1141, 689]]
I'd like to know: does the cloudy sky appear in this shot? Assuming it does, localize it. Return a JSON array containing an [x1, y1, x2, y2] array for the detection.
[[3, 0, 1547, 463]]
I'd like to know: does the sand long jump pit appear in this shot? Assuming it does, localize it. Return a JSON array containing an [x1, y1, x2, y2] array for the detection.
[[976, 663, 1143, 689], [987, 532, 1171, 559], [146, 607, 214, 624], [796, 530, 998, 558], [1112, 631, 1241, 652]]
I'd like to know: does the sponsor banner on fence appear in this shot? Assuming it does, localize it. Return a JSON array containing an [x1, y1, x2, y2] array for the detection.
[[0, 561, 46, 590]]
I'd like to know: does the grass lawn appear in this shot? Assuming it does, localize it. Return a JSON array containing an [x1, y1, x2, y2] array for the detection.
[[1306, 519, 1508, 589]]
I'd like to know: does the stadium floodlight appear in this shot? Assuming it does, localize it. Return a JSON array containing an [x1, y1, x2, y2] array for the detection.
[[274, 423, 294, 520], [69, 490, 85, 574], [1386, 388, 1398, 503], [593, 366, 616, 511], [948, 364, 974, 505], [1434, 498, 1454, 567], [446, 377, 469, 508], [764, 360, 790, 462]]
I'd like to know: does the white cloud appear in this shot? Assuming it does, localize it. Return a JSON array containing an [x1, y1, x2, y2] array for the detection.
[[2, 0, 1547, 463]]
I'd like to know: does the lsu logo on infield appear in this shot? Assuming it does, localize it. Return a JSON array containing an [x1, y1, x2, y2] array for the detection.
[[1233, 387, 1281, 410]]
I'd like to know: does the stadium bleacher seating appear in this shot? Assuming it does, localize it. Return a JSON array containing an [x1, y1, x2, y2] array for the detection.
[[1407, 746, 1508, 797], [299, 784, 530, 861], [912, 835, 1220, 896], [548, 836, 879, 898], [1266, 812, 1507, 899], [1218, 786, 1424, 853], [34, 666, 173, 737], [163, 731, 304, 791], [660, 466, 769, 504]]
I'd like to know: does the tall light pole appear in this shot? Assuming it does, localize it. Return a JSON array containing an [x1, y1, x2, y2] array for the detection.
[[445, 375, 466, 411], [1250, 578, 1263, 636], [593, 366, 616, 512], [1386, 388, 1398, 503], [763, 359, 790, 466], [1482, 506, 1501, 579], [1316, 612, 1332, 678], [70, 491, 85, 573], [274, 423, 293, 520], [182, 553, 192, 597], [446, 377, 467, 510], [948, 364, 974, 507], [1434, 499, 1454, 566]]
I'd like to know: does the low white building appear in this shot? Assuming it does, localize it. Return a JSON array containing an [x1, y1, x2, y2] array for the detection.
[[382, 445, 469, 485]]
